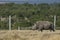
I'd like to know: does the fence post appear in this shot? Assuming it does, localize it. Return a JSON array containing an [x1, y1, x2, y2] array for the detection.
[[18, 26, 20, 30], [9, 15, 11, 30], [54, 15, 56, 30]]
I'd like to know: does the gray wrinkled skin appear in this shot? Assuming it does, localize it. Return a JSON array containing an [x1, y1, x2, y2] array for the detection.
[[32, 21, 55, 32]]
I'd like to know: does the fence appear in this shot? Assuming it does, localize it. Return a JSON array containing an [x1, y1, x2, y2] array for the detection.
[[0, 15, 60, 30]]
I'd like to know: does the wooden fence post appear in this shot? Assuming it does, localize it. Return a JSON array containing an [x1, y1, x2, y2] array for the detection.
[[9, 15, 11, 30], [18, 26, 20, 30], [54, 15, 56, 30]]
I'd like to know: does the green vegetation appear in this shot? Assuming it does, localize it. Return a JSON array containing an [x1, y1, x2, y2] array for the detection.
[[0, 3, 60, 29]]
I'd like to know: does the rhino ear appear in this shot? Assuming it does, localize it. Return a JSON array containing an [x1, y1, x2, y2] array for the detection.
[[36, 21, 38, 23], [34, 23, 36, 26], [34, 22, 36, 25]]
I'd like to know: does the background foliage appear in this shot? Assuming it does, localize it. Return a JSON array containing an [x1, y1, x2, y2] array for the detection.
[[0, 3, 60, 29]]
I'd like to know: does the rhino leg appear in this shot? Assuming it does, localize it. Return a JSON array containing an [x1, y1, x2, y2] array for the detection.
[[50, 29, 52, 32], [38, 28, 43, 31], [38, 27, 43, 32], [49, 24, 55, 32], [52, 29, 55, 32], [50, 28, 55, 32], [41, 29, 43, 32]]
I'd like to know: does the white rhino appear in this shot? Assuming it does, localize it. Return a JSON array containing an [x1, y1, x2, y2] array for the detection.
[[32, 21, 55, 32]]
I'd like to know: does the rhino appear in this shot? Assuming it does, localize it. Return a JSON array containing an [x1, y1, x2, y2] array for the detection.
[[32, 21, 55, 32]]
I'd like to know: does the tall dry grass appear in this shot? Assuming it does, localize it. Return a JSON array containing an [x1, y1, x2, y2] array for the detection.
[[0, 30, 60, 40]]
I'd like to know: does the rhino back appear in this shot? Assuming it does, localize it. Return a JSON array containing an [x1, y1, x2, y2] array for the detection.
[[36, 21, 52, 29]]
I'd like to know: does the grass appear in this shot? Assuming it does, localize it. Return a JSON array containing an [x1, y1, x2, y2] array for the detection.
[[0, 30, 60, 40]]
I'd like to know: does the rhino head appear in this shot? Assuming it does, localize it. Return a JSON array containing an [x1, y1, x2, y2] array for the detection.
[[32, 23, 37, 30]]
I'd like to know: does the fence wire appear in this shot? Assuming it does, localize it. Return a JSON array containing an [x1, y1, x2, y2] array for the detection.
[[0, 15, 60, 30]]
